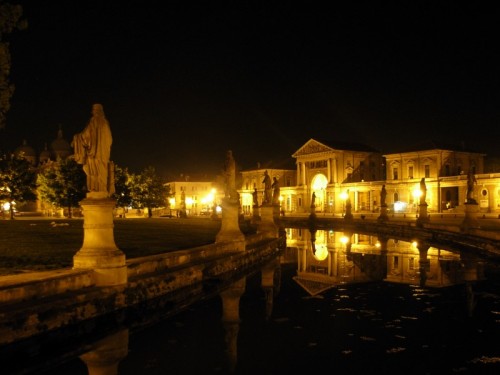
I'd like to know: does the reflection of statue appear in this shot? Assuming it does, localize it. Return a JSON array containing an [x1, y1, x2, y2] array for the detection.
[[466, 168, 477, 203], [272, 177, 280, 204], [72, 103, 114, 194], [252, 188, 258, 206], [311, 192, 316, 208], [262, 170, 272, 204], [419, 178, 427, 205], [224, 150, 236, 200], [380, 185, 387, 206]]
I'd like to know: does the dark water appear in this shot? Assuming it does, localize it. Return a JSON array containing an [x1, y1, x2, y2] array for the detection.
[[16, 262, 499, 375]]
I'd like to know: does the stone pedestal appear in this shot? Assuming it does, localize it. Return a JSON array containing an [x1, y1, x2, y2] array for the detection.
[[344, 202, 353, 221], [377, 205, 389, 222], [258, 204, 279, 238], [220, 278, 245, 373], [416, 203, 429, 227], [216, 198, 245, 251], [460, 203, 480, 231], [309, 204, 316, 219], [73, 194, 127, 286], [80, 329, 129, 375], [417, 245, 430, 287], [251, 204, 261, 224]]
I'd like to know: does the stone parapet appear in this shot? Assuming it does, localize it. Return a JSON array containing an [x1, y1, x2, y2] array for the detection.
[[0, 235, 284, 346]]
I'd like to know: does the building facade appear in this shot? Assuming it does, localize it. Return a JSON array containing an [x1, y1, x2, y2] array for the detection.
[[239, 138, 500, 216]]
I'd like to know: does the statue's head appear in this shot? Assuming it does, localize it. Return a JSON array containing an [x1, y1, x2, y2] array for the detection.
[[92, 103, 104, 116]]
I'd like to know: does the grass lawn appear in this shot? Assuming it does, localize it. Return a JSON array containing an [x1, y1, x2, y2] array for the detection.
[[0, 217, 237, 276]]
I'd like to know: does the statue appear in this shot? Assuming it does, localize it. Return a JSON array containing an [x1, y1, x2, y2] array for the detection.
[[311, 192, 316, 208], [252, 188, 258, 206], [72, 103, 114, 195], [466, 168, 477, 204], [272, 177, 280, 204], [262, 170, 272, 204], [224, 150, 236, 200], [419, 178, 427, 205], [380, 185, 387, 206]]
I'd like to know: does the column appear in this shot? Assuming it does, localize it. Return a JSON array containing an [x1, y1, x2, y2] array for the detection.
[[73, 195, 127, 286]]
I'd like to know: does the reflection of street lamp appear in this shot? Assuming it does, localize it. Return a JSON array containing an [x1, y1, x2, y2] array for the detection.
[[340, 191, 348, 217]]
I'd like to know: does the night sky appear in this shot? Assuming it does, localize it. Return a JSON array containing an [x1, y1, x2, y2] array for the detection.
[[3, 1, 500, 178]]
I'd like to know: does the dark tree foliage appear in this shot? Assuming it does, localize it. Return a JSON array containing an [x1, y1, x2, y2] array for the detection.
[[37, 157, 86, 218], [129, 166, 170, 218], [0, 153, 37, 219], [112, 164, 133, 211], [0, 0, 27, 130]]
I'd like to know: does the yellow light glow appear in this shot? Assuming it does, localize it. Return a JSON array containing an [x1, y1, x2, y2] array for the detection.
[[2, 202, 10, 211], [412, 188, 422, 199], [314, 245, 328, 261], [412, 241, 418, 248], [186, 197, 193, 205], [340, 191, 348, 201], [340, 236, 349, 244], [375, 241, 381, 248]]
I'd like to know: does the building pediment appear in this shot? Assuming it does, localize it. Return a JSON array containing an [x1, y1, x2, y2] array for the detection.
[[292, 139, 334, 157]]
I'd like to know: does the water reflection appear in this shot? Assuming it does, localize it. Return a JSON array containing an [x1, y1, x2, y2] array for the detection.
[[3, 228, 500, 374]]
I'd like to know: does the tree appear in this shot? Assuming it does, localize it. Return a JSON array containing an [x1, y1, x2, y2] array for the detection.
[[112, 164, 132, 216], [129, 166, 170, 218], [0, 0, 27, 130], [0, 153, 37, 219], [37, 157, 86, 218]]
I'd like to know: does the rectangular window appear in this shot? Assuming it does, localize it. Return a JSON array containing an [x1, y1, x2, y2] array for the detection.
[[408, 166, 413, 179], [409, 258, 415, 270], [424, 165, 430, 178], [393, 168, 398, 180]]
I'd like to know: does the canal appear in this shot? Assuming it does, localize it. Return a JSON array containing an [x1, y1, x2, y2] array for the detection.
[[2, 229, 500, 374]]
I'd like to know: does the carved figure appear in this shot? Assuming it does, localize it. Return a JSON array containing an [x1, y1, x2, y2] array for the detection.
[[272, 177, 280, 204], [224, 150, 236, 200], [380, 185, 387, 206], [262, 170, 272, 204], [420, 178, 427, 205], [252, 188, 258, 206], [466, 168, 477, 203], [311, 192, 316, 208], [72, 104, 113, 194]]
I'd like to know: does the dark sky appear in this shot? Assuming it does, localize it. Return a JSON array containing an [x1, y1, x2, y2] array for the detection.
[[3, 1, 500, 178]]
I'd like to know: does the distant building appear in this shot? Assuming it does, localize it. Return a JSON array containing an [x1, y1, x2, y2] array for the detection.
[[238, 138, 499, 215]]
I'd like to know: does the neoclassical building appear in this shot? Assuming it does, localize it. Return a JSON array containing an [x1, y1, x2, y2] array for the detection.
[[240, 138, 500, 216]]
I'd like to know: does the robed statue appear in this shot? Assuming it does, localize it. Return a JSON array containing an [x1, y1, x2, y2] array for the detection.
[[419, 178, 427, 205], [272, 177, 280, 204], [466, 168, 477, 204], [224, 150, 237, 201], [262, 170, 272, 204], [72, 104, 114, 195]]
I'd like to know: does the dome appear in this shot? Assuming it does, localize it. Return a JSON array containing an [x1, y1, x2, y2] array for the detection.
[[39, 143, 51, 164], [14, 139, 37, 165], [50, 126, 71, 160]]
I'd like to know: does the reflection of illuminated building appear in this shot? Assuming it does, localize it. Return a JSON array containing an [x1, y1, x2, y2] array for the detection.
[[287, 228, 476, 295]]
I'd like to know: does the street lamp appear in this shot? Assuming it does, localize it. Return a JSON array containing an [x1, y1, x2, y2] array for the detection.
[[340, 191, 348, 217]]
